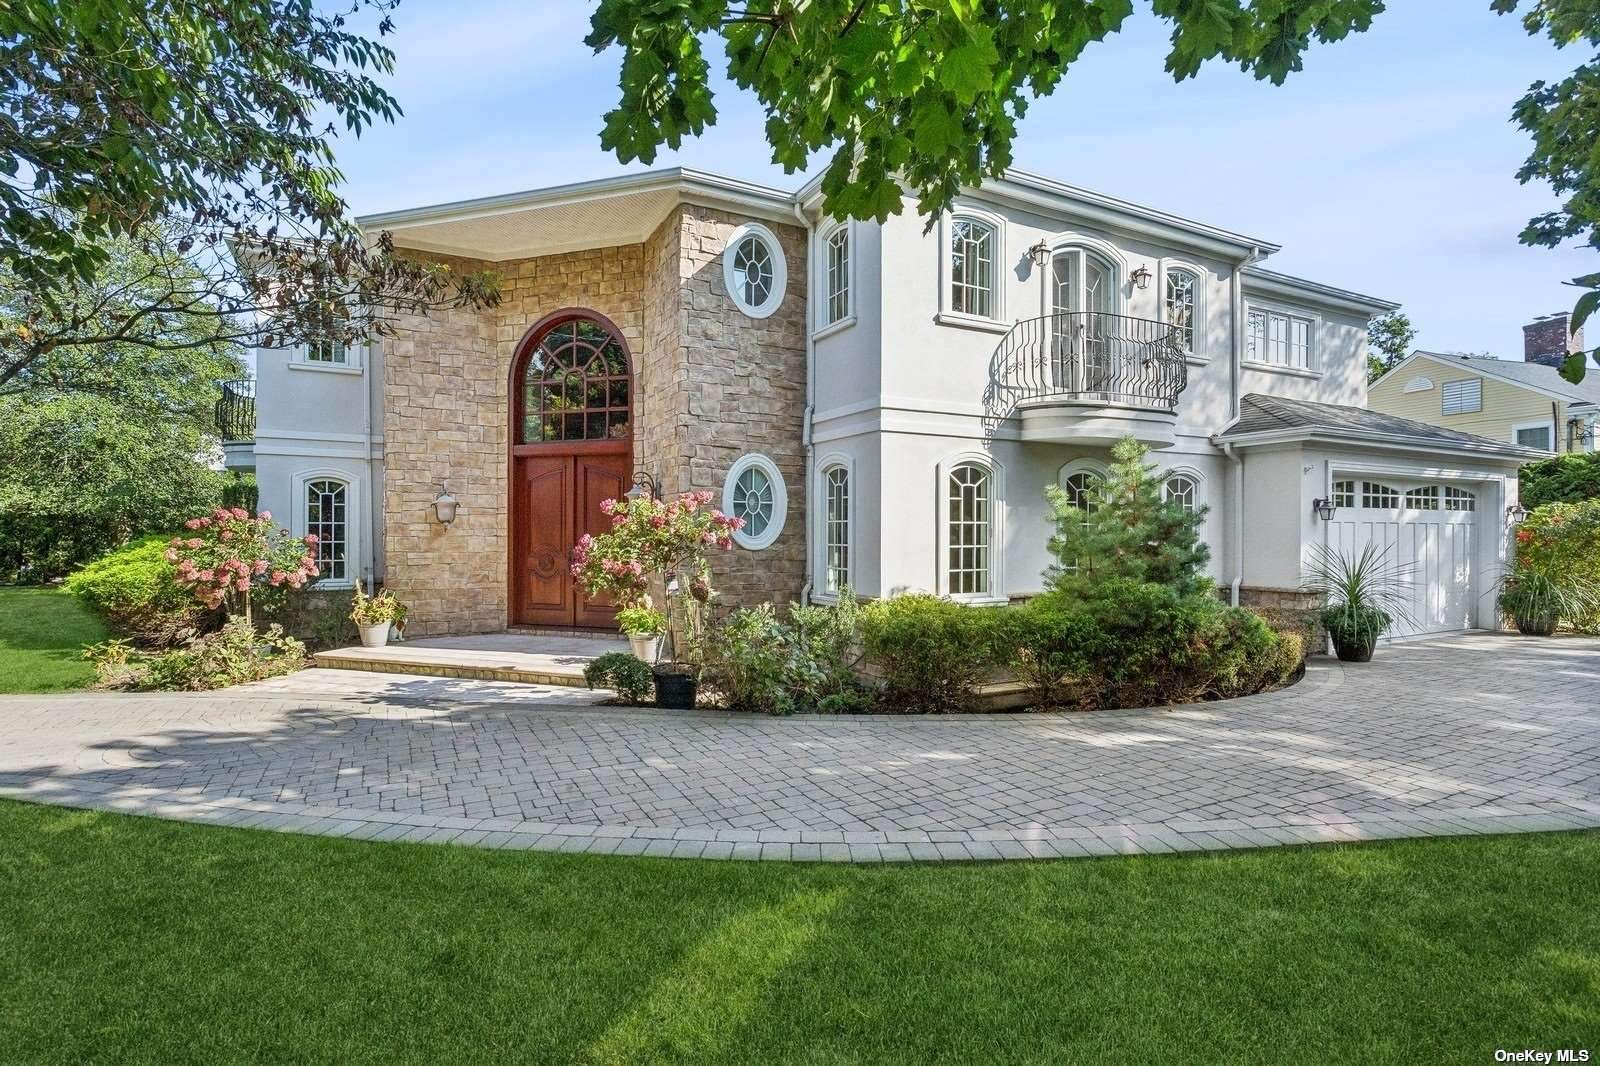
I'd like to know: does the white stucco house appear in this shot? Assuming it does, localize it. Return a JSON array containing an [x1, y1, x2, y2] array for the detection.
[[218, 166, 1540, 638]]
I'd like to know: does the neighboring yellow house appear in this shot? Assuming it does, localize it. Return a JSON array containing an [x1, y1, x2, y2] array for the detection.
[[1370, 350, 1599, 455]]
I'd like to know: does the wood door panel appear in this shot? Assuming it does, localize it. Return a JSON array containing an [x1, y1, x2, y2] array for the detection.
[[574, 453, 630, 627], [514, 455, 573, 626]]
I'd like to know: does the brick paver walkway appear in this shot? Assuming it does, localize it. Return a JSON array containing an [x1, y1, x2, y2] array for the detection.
[[2, 633, 1596, 861]]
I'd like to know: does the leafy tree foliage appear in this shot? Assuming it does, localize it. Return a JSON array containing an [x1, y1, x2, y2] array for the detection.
[[0, 0, 499, 389], [1045, 436, 1211, 597], [1366, 310, 1417, 383], [587, 0, 1386, 225], [1521, 450, 1600, 508], [1499, 0, 1600, 383]]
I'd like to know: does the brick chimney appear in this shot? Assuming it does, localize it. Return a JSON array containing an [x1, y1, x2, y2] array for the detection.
[[1524, 312, 1583, 368]]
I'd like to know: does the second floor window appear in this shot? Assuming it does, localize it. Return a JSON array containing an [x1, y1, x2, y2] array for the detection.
[[824, 225, 849, 325], [1441, 378, 1482, 415], [949, 217, 996, 318], [1164, 268, 1198, 355], [306, 339, 348, 365], [1246, 308, 1313, 370]]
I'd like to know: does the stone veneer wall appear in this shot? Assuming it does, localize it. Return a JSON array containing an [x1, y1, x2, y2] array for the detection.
[[381, 205, 807, 635]]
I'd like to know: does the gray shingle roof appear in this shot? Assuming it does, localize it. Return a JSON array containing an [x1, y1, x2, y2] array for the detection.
[[1410, 351, 1600, 406], [1221, 393, 1535, 454]]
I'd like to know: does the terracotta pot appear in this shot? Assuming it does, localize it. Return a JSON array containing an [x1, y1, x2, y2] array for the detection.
[[1515, 614, 1558, 637], [357, 622, 391, 648]]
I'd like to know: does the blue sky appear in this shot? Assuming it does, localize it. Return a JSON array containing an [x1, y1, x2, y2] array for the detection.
[[331, 2, 1593, 360]]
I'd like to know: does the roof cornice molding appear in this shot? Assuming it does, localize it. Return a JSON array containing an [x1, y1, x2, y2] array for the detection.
[[1217, 424, 1541, 462], [1242, 266, 1399, 316]]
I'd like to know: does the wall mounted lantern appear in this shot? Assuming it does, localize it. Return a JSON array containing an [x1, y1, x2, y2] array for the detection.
[[1130, 265, 1153, 290], [626, 470, 660, 503], [1027, 239, 1051, 268], [1506, 502, 1529, 524], [1311, 497, 1337, 521], [432, 485, 459, 528]]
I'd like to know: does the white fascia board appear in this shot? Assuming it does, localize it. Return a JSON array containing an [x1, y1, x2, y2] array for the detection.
[[1398, 350, 1594, 406], [1219, 426, 1542, 463], [1368, 351, 1427, 393], [356, 167, 799, 233], [1241, 266, 1400, 316]]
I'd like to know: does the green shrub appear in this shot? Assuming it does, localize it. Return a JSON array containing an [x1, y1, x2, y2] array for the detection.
[[1520, 451, 1600, 509], [88, 619, 305, 691], [860, 594, 1006, 712], [1006, 583, 1301, 710], [583, 652, 655, 705], [701, 594, 867, 715], [1515, 500, 1600, 633], [63, 536, 209, 646]]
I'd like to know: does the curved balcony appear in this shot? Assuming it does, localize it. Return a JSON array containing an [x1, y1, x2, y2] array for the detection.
[[984, 312, 1188, 449], [215, 378, 256, 471]]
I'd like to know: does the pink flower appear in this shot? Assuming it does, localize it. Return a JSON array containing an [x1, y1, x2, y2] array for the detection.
[[185, 538, 203, 549], [570, 564, 583, 578], [730, 516, 746, 531], [578, 533, 594, 548], [718, 536, 733, 550], [304, 534, 318, 545], [257, 510, 271, 521], [236, 577, 251, 592], [169, 537, 183, 547], [164, 549, 178, 563], [220, 530, 233, 542], [198, 569, 214, 582], [695, 490, 714, 505], [650, 514, 668, 529], [599, 499, 616, 515], [184, 519, 201, 530], [612, 514, 627, 528], [231, 507, 247, 519], [253, 560, 268, 574], [271, 570, 286, 584], [701, 532, 718, 545]]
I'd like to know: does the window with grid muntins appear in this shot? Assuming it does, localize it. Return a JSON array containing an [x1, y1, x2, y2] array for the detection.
[[1164, 473, 1199, 513], [731, 234, 775, 309], [947, 464, 991, 595], [1332, 480, 1355, 508], [1441, 378, 1481, 415], [1362, 481, 1400, 509], [1245, 308, 1313, 369], [949, 218, 995, 318], [1444, 486, 1476, 511], [1405, 486, 1440, 510], [518, 318, 631, 444], [732, 466, 774, 539], [1165, 269, 1197, 354], [307, 339, 347, 364], [824, 466, 849, 594], [1516, 424, 1553, 450], [825, 226, 849, 325], [1058, 471, 1102, 574], [306, 479, 347, 582]]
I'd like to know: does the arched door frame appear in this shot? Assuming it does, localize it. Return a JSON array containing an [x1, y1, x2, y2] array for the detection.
[[506, 307, 636, 628]]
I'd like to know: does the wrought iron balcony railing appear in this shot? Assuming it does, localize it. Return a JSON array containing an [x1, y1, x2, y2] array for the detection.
[[216, 378, 256, 442], [988, 312, 1189, 412]]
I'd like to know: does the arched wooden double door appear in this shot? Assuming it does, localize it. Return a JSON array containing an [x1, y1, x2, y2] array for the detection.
[[509, 310, 632, 628]]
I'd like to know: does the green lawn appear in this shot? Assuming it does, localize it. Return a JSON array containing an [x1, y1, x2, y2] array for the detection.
[[0, 801, 1595, 1063], [0, 586, 106, 693]]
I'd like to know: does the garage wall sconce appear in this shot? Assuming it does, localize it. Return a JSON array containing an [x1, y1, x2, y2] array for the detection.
[[1506, 502, 1529, 524], [432, 485, 459, 528], [1311, 497, 1337, 521]]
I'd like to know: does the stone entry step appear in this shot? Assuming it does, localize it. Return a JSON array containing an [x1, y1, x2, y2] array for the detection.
[[313, 633, 628, 689]]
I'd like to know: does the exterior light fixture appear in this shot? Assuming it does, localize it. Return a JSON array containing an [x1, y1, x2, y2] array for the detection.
[[1507, 502, 1529, 524], [1130, 265, 1153, 290], [626, 470, 660, 502], [432, 485, 459, 528], [1311, 497, 1337, 521], [1027, 239, 1051, 267]]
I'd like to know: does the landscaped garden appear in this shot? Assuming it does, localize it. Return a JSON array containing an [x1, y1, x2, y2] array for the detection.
[[0, 587, 106, 694], [0, 798, 1594, 1062]]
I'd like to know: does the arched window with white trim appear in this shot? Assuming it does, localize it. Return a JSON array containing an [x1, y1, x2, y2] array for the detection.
[[1058, 465, 1104, 575], [1163, 266, 1201, 356], [305, 477, 349, 584], [823, 224, 850, 326], [822, 464, 850, 594], [946, 463, 992, 596], [1163, 472, 1200, 513], [949, 216, 998, 318]]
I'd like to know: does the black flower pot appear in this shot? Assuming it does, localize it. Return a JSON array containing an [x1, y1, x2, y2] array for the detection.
[[1515, 614, 1558, 637], [1331, 633, 1376, 663], [652, 666, 698, 710]]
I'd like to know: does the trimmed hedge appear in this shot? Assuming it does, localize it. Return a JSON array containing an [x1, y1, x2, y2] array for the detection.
[[859, 585, 1303, 713], [62, 536, 209, 646]]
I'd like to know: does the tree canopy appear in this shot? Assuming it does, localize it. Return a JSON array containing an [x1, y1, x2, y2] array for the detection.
[[587, 0, 1386, 225], [1366, 310, 1417, 383]]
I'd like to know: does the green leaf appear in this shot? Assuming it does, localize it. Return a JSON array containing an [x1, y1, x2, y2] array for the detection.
[[1560, 351, 1590, 385]]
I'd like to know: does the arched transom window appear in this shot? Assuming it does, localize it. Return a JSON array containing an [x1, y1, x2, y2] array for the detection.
[[1164, 472, 1200, 513], [305, 479, 348, 583], [516, 317, 631, 444]]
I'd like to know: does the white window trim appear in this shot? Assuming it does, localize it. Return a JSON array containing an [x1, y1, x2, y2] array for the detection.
[[938, 207, 1007, 328], [936, 452, 1006, 604], [1047, 235, 1128, 319], [812, 452, 855, 602], [1158, 258, 1206, 363], [1242, 301, 1321, 376], [288, 341, 365, 374], [1510, 418, 1557, 452], [289, 468, 359, 590], [723, 222, 788, 320], [814, 219, 856, 338], [1162, 466, 1207, 512], [723, 452, 787, 550], [1058, 458, 1109, 487]]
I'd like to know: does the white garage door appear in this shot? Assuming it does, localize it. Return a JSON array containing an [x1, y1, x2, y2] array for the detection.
[[1324, 478, 1479, 637]]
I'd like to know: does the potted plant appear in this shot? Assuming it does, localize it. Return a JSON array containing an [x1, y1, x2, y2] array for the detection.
[[651, 660, 699, 710], [1497, 566, 1599, 636], [350, 580, 408, 648], [616, 606, 667, 663], [1301, 543, 1415, 663]]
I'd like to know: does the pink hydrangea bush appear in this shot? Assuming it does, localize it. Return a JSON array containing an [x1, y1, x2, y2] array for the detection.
[[570, 490, 741, 610], [165, 507, 319, 622]]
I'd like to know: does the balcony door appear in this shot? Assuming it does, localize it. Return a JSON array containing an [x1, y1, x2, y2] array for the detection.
[[1051, 250, 1117, 392]]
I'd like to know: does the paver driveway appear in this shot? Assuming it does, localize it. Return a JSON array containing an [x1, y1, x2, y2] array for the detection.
[[2, 633, 1597, 861]]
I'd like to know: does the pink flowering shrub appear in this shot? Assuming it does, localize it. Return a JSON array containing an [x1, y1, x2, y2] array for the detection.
[[571, 490, 741, 610], [166, 507, 319, 621]]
